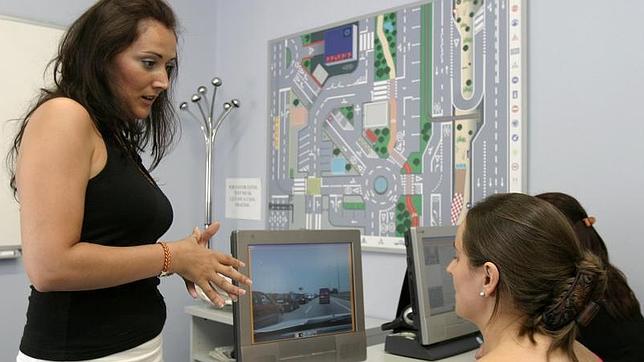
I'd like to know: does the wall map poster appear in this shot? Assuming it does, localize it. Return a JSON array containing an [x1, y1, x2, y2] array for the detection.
[[267, 0, 526, 250]]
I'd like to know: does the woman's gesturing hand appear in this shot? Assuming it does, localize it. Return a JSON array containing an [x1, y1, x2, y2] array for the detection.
[[169, 222, 252, 307]]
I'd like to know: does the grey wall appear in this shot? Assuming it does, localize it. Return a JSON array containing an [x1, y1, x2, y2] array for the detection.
[[527, 1, 644, 305], [1, 0, 643, 360], [211, 0, 644, 321]]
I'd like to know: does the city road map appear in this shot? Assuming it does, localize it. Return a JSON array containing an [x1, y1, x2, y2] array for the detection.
[[267, 0, 525, 249]]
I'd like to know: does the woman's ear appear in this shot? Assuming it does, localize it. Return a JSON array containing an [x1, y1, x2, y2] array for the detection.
[[482, 261, 500, 297]]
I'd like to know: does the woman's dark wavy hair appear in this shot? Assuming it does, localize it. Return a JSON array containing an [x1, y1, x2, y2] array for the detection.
[[463, 193, 607, 362], [7, 0, 179, 195], [536, 192, 642, 321]]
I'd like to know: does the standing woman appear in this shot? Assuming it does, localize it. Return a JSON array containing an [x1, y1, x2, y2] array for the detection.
[[8, 0, 250, 360], [448, 193, 606, 361], [537, 192, 644, 361]]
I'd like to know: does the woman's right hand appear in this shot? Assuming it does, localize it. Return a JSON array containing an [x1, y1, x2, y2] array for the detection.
[[168, 222, 252, 307]]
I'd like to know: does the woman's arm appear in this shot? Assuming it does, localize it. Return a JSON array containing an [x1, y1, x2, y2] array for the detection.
[[16, 98, 249, 302], [18, 97, 171, 291]]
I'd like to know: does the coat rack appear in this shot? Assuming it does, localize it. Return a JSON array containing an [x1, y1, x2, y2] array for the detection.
[[179, 77, 240, 246]]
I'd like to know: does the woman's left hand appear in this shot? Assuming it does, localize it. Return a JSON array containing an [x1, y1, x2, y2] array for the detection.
[[182, 224, 218, 298]]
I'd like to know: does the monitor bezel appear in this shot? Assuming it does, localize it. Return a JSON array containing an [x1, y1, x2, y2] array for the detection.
[[232, 229, 366, 362], [406, 226, 479, 346]]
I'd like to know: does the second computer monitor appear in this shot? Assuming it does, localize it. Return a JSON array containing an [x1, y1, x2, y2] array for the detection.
[[405, 226, 478, 346]]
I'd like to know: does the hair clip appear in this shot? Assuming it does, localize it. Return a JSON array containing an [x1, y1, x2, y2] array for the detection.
[[576, 300, 600, 327], [582, 216, 596, 227]]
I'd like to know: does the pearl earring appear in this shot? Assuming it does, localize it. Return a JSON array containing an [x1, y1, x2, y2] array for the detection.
[[479, 291, 485, 297]]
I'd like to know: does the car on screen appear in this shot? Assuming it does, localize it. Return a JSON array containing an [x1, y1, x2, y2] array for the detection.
[[319, 287, 330, 304], [252, 291, 282, 329], [295, 293, 308, 304], [274, 293, 299, 312]]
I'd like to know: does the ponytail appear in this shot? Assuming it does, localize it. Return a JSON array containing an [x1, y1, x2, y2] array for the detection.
[[529, 251, 607, 362]]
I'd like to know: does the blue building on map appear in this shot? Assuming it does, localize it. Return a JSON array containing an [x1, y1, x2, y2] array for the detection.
[[324, 23, 358, 66]]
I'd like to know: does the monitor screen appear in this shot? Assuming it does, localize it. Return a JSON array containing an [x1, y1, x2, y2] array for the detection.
[[248, 243, 355, 343], [232, 230, 367, 362], [405, 226, 478, 346], [421, 237, 457, 316]]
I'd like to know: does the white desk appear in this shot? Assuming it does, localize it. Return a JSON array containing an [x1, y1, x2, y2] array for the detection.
[[185, 303, 474, 361], [185, 303, 390, 362], [368, 344, 476, 361]]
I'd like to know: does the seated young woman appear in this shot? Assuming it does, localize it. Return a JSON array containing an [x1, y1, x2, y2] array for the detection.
[[448, 193, 605, 362]]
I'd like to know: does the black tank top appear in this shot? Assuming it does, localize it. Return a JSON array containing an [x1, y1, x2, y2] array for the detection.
[[19, 141, 173, 360]]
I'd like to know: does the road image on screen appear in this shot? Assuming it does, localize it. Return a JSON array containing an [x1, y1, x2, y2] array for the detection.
[[248, 243, 355, 343], [422, 237, 456, 316]]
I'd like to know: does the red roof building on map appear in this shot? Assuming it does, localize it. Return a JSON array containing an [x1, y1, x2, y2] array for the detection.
[[365, 129, 378, 143]]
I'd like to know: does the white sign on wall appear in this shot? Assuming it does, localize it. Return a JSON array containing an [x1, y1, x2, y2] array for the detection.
[[225, 178, 262, 220]]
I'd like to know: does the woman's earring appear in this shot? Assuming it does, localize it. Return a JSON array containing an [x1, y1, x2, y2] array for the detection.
[[479, 291, 485, 297]]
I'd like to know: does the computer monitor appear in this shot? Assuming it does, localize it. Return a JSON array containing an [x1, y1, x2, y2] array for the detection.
[[405, 226, 479, 346], [231, 230, 366, 362]]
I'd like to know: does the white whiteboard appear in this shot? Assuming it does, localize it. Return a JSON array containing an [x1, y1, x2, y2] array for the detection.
[[0, 16, 64, 255]]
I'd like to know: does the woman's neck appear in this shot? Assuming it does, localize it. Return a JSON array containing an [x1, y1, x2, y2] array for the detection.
[[476, 311, 593, 361], [479, 316, 577, 362], [479, 312, 526, 354]]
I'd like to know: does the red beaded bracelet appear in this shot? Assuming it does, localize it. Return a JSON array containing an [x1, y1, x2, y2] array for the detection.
[[158, 242, 172, 277]]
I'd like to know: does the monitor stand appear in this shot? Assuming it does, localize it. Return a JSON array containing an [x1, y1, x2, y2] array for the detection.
[[384, 331, 481, 361]]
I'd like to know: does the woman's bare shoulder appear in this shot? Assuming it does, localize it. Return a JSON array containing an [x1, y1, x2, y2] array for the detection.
[[573, 342, 601, 362], [31, 97, 91, 121], [25, 97, 97, 139], [480, 342, 601, 362]]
